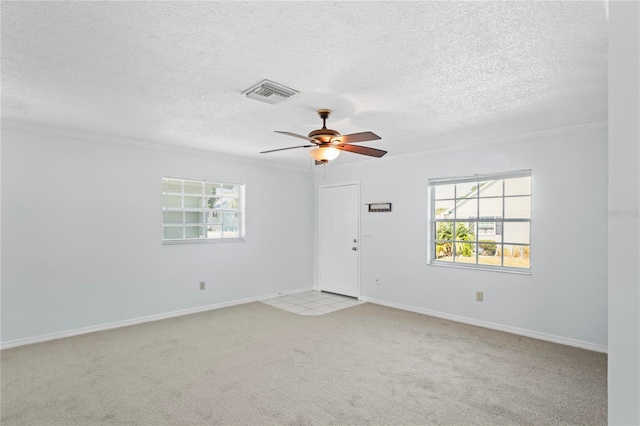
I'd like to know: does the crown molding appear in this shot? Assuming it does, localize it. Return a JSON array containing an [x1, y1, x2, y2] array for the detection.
[[0, 120, 311, 173], [2, 119, 607, 174], [315, 120, 609, 172]]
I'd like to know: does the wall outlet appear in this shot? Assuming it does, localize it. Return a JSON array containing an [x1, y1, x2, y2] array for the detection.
[[374, 277, 380, 285], [199, 281, 206, 291], [476, 291, 483, 302]]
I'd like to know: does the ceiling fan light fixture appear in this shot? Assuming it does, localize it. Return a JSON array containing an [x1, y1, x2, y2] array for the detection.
[[309, 146, 340, 163]]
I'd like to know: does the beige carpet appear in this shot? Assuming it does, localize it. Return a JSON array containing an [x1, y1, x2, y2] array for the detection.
[[1, 302, 607, 425]]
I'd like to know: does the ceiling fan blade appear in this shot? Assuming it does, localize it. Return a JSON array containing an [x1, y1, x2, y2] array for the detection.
[[334, 131, 381, 144], [260, 145, 315, 154], [337, 144, 387, 158], [315, 160, 324, 166], [274, 131, 319, 143]]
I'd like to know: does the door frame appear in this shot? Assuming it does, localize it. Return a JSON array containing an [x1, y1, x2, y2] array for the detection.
[[317, 181, 361, 298]]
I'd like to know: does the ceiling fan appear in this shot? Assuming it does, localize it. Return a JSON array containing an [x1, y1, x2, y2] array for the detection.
[[260, 109, 387, 164]]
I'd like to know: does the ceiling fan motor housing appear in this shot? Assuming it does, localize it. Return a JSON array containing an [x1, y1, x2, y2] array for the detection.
[[309, 109, 341, 144], [308, 128, 340, 144]]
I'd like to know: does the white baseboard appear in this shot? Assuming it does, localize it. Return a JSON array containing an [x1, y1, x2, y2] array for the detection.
[[3, 289, 606, 353], [0, 287, 313, 350], [359, 296, 608, 353]]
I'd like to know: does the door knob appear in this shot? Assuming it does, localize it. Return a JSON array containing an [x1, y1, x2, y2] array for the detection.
[[352, 247, 357, 251]]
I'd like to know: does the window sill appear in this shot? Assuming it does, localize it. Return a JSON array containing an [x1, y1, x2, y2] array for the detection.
[[162, 237, 246, 245], [428, 260, 531, 275]]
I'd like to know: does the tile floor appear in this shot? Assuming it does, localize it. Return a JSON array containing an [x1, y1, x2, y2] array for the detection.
[[261, 290, 365, 316]]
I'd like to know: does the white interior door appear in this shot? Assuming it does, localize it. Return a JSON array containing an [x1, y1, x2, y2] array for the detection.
[[319, 184, 359, 297]]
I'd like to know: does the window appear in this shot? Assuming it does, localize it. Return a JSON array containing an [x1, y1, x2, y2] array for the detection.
[[429, 170, 531, 272], [162, 178, 245, 243]]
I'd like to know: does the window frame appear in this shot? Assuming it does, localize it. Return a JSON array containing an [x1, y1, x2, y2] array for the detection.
[[161, 177, 246, 244], [428, 170, 531, 274]]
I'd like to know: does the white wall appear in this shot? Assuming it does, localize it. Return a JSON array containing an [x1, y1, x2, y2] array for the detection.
[[1, 128, 314, 343], [608, 1, 640, 423], [314, 127, 608, 348]]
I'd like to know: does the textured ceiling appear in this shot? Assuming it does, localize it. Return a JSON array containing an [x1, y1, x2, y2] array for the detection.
[[1, 1, 608, 169]]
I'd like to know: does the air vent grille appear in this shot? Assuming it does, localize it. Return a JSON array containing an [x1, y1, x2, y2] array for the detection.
[[242, 79, 299, 104]]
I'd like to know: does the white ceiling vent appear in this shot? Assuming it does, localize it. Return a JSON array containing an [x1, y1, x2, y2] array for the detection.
[[242, 79, 299, 104]]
